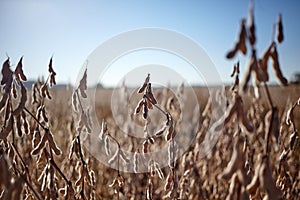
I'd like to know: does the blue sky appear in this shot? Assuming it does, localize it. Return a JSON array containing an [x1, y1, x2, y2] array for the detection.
[[1, 0, 300, 86]]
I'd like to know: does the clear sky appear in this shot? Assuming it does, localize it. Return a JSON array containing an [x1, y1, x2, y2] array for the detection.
[[1, 0, 300, 87]]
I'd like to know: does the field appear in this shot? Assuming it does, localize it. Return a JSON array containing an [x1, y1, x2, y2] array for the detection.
[[1, 3, 300, 200], [1, 80, 300, 199]]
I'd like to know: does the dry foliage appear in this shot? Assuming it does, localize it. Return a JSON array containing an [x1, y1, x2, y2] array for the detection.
[[1, 2, 300, 200]]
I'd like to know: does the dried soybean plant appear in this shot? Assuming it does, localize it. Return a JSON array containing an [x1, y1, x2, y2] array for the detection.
[[98, 119, 129, 200], [71, 68, 97, 199], [0, 56, 70, 199], [132, 74, 179, 199], [220, 1, 292, 199]]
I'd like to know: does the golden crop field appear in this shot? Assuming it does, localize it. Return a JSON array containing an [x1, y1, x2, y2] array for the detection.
[[1, 3, 300, 200]]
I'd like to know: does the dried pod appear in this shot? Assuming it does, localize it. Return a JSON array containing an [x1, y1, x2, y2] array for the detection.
[[246, 162, 261, 195], [155, 125, 167, 137], [230, 61, 239, 77], [108, 148, 119, 164], [165, 114, 175, 141], [14, 56, 27, 84], [0, 114, 13, 140], [41, 106, 49, 123], [104, 135, 110, 156], [48, 57, 57, 87], [119, 150, 130, 163], [289, 131, 298, 151], [40, 84, 52, 99], [226, 19, 247, 59], [1, 58, 13, 92], [259, 156, 282, 199], [15, 114, 23, 137], [78, 69, 87, 98], [13, 83, 27, 116], [99, 120, 107, 140], [0, 93, 9, 111], [248, 2, 256, 45], [154, 162, 164, 179], [277, 13, 284, 43], [32, 127, 41, 148], [252, 50, 266, 82], [218, 137, 244, 181], [146, 83, 157, 105], [108, 177, 118, 188], [31, 132, 48, 155], [224, 99, 238, 125], [21, 111, 29, 135], [134, 99, 144, 115], [164, 171, 174, 191], [138, 73, 150, 93], [270, 45, 288, 86], [72, 91, 78, 112], [142, 140, 149, 154], [259, 42, 274, 82], [45, 130, 62, 155], [286, 105, 295, 126], [12, 81, 17, 98], [133, 151, 139, 173], [31, 83, 39, 105], [146, 179, 153, 200], [267, 107, 280, 144], [237, 96, 254, 132], [142, 99, 148, 119]]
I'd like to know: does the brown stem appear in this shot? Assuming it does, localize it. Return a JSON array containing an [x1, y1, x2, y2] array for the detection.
[[24, 107, 47, 130], [49, 157, 71, 186]]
